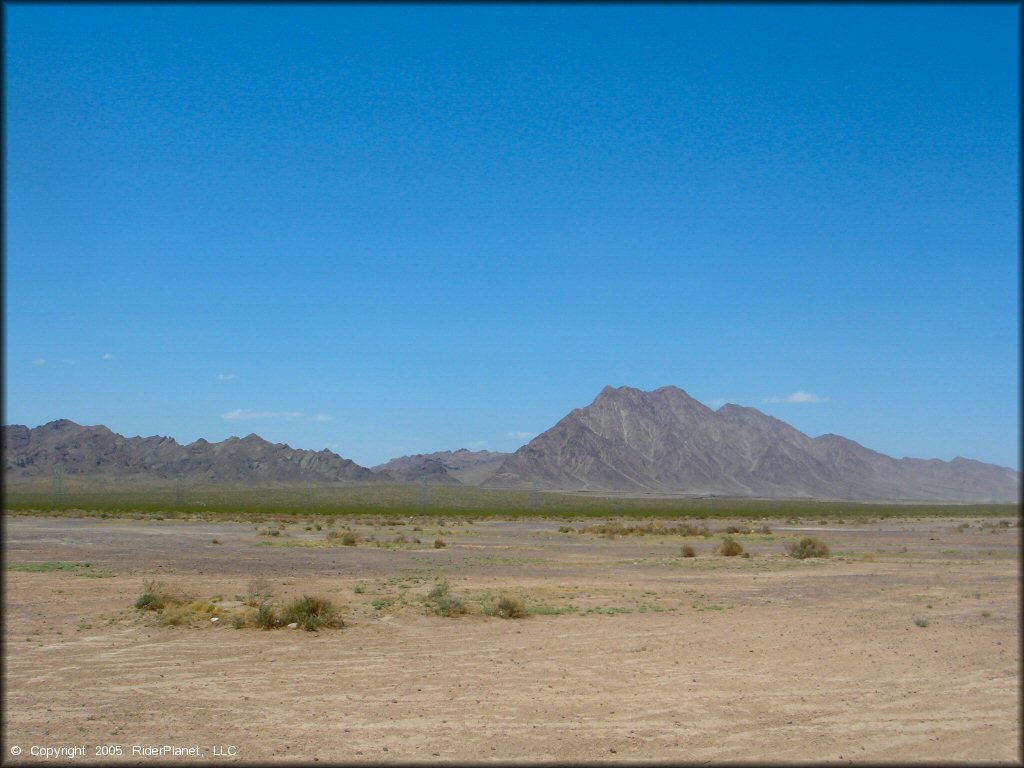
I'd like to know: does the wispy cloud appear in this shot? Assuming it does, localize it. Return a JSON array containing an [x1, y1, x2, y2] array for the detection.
[[507, 431, 535, 440], [465, 440, 487, 449], [707, 398, 728, 406], [313, 414, 332, 422], [101, 352, 113, 360], [763, 391, 828, 405], [216, 373, 235, 381], [60, 359, 75, 365], [31, 358, 45, 366], [785, 391, 828, 404], [221, 409, 302, 420]]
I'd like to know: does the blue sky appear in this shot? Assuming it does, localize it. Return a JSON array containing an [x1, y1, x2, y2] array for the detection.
[[4, 4, 1019, 470]]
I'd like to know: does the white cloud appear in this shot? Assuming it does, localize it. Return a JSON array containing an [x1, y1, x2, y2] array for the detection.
[[313, 414, 332, 422], [707, 398, 728, 406], [102, 353, 113, 360], [507, 431, 535, 440], [221, 409, 302, 420], [763, 391, 828, 404], [785, 391, 828, 404], [216, 373, 235, 381], [31, 358, 45, 365]]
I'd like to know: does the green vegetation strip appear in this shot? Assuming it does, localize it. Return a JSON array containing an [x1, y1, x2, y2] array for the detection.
[[6, 562, 113, 577], [4, 483, 1019, 521]]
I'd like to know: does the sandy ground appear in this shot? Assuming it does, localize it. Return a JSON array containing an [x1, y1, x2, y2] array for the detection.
[[2, 513, 1020, 763]]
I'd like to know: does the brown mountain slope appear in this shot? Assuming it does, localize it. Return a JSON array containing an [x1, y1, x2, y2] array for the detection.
[[3, 419, 378, 485], [486, 386, 1020, 502], [371, 449, 509, 486]]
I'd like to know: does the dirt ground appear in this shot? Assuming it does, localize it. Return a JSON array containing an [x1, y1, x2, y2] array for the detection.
[[3, 513, 1020, 763]]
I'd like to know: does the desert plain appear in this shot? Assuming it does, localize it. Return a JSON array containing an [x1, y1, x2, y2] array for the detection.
[[2, 503, 1020, 764]]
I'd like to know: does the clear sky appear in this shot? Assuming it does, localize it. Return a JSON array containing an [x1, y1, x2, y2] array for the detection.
[[4, 4, 1019, 470]]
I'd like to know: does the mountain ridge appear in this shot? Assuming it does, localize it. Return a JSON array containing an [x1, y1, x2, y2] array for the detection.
[[3, 386, 1019, 501], [484, 385, 1019, 502]]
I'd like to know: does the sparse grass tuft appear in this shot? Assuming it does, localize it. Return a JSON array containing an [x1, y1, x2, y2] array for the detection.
[[680, 545, 696, 558], [433, 538, 446, 549], [786, 536, 830, 559], [135, 579, 189, 611], [715, 537, 743, 557]]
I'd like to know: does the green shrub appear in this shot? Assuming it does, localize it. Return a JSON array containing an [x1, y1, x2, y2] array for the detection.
[[280, 596, 343, 631], [914, 617, 929, 628], [422, 581, 467, 617], [253, 603, 280, 630], [786, 537, 830, 559], [715, 537, 743, 557]]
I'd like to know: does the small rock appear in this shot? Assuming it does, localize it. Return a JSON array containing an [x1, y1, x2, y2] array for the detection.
[[287, 622, 299, 629], [609, 748, 616, 753], [210, 617, 220, 623]]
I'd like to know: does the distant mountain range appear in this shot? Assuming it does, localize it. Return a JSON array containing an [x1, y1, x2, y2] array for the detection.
[[488, 386, 1019, 502], [3, 385, 1019, 501], [2, 419, 377, 485]]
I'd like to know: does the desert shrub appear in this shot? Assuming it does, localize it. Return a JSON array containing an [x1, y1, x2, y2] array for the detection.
[[422, 581, 466, 617], [433, 538, 446, 549], [135, 579, 188, 611], [492, 594, 528, 619], [914, 617, 929, 628], [558, 526, 573, 533], [158, 599, 219, 627], [723, 526, 742, 534], [786, 537, 830, 559], [327, 529, 360, 546], [245, 577, 274, 607], [280, 596, 343, 631], [680, 523, 707, 537], [253, 603, 280, 630], [715, 537, 743, 557], [435, 595, 467, 617], [680, 545, 696, 558]]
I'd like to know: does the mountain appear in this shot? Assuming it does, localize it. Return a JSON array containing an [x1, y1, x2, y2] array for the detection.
[[486, 385, 1020, 502], [2, 419, 379, 485], [372, 449, 510, 486]]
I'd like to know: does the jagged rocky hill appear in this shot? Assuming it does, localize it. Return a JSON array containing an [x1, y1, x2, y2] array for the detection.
[[372, 449, 510, 486], [485, 385, 1020, 502], [2, 419, 379, 485]]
